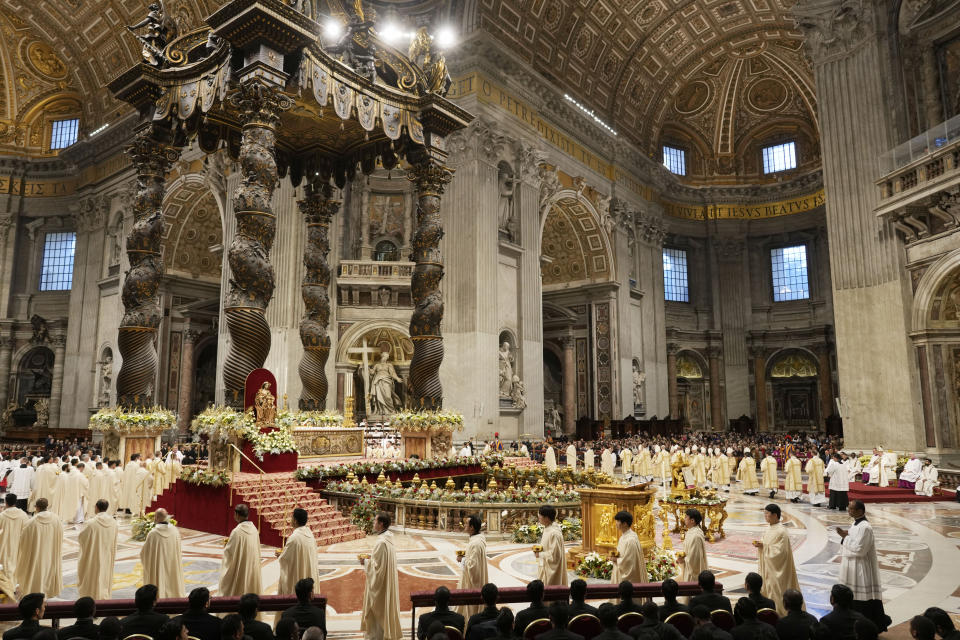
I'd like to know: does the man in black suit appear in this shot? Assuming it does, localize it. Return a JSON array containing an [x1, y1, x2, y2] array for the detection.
[[775, 590, 818, 640], [535, 603, 584, 640], [923, 607, 960, 640], [629, 602, 685, 640], [467, 584, 502, 640], [690, 605, 733, 640], [731, 598, 777, 640], [514, 580, 550, 636], [615, 581, 644, 617], [120, 585, 170, 639], [171, 588, 222, 640], [278, 578, 327, 639], [418, 587, 466, 640], [744, 574, 776, 614], [819, 585, 864, 640], [569, 579, 599, 617], [2, 593, 48, 640], [239, 594, 276, 640], [659, 580, 688, 621], [690, 571, 732, 614], [58, 597, 99, 640], [593, 603, 631, 640]]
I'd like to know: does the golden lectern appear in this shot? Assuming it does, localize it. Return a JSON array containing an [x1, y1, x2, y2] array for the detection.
[[568, 483, 658, 567]]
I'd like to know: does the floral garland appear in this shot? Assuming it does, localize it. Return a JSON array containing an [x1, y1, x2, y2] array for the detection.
[[662, 495, 727, 506], [89, 406, 176, 435], [511, 518, 582, 543], [576, 552, 614, 580], [131, 512, 178, 542], [295, 454, 504, 481], [389, 410, 464, 432], [298, 411, 345, 428], [325, 478, 580, 504], [646, 547, 679, 582], [190, 406, 299, 461], [179, 466, 231, 487]]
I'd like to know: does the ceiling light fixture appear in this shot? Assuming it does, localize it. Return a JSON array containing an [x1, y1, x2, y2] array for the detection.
[[563, 94, 617, 136], [89, 123, 109, 137]]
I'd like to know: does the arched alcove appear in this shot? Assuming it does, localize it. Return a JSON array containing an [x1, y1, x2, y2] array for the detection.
[[675, 350, 708, 430], [765, 349, 820, 430]]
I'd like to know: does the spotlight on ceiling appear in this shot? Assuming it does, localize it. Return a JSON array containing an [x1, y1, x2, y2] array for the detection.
[[323, 19, 344, 41], [435, 26, 457, 49]]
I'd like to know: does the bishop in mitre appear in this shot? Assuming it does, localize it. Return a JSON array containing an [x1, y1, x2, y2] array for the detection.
[[219, 504, 263, 597], [756, 503, 801, 616], [16, 498, 63, 598], [0, 493, 29, 599], [77, 499, 118, 599], [455, 515, 488, 619], [360, 512, 402, 640], [120, 454, 143, 513], [140, 508, 185, 599], [679, 508, 708, 582], [610, 510, 647, 583], [534, 505, 568, 586], [278, 508, 319, 595]]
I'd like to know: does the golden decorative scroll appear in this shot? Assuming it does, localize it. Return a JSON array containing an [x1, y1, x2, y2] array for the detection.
[[293, 426, 365, 457]]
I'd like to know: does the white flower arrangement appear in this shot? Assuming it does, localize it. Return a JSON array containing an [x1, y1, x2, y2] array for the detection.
[[88, 406, 176, 435], [390, 410, 465, 432], [297, 411, 345, 428]]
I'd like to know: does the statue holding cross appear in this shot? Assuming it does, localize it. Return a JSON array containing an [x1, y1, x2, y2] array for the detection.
[[347, 337, 381, 416]]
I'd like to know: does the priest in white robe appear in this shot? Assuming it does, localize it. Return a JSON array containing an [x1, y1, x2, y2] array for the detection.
[[838, 500, 890, 632], [77, 498, 118, 599], [27, 457, 57, 512], [544, 445, 557, 471], [620, 448, 633, 477], [0, 494, 29, 599], [848, 454, 863, 481], [219, 503, 263, 597], [140, 508, 185, 598], [915, 459, 939, 496], [53, 464, 85, 523], [784, 454, 803, 502], [826, 453, 850, 510], [534, 505, 568, 586], [278, 508, 319, 594], [898, 455, 922, 489], [679, 508, 708, 583], [108, 461, 123, 516], [120, 454, 143, 513], [610, 510, 647, 584], [455, 515, 488, 619], [134, 462, 154, 516], [737, 449, 759, 495], [86, 462, 113, 518], [584, 447, 595, 470], [805, 454, 826, 505], [760, 453, 778, 498], [360, 512, 402, 640], [654, 445, 669, 486], [600, 448, 615, 477], [756, 503, 800, 616], [16, 497, 63, 597], [565, 444, 577, 470]]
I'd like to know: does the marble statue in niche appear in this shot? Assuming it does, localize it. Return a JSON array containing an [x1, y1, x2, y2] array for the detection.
[[510, 375, 527, 409], [377, 286, 391, 306], [99, 354, 113, 407], [632, 360, 645, 407], [497, 162, 518, 239], [499, 341, 515, 397], [370, 351, 403, 415], [33, 398, 49, 427]]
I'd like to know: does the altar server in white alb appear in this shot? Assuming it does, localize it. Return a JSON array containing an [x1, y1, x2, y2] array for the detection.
[[915, 458, 939, 496], [455, 515, 488, 619], [610, 510, 647, 584], [825, 452, 850, 511], [837, 500, 890, 632], [534, 504, 568, 586]]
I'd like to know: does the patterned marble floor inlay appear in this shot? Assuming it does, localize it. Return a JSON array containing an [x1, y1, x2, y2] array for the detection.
[[1, 490, 958, 638]]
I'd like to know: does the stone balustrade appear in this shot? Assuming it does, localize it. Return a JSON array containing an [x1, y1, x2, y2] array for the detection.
[[337, 260, 415, 307]]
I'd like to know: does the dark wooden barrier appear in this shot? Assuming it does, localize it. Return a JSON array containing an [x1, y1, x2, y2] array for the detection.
[[410, 581, 721, 640], [0, 594, 325, 627]]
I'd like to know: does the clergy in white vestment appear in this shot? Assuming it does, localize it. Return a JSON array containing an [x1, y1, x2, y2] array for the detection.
[[679, 509, 709, 583], [805, 455, 826, 505], [134, 462, 154, 516], [756, 503, 800, 616], [7, 458, 34, 510], [455, 515, 488, 619], [53, 463, 86, 523], [458, 443, 472, 457], [140, 508, 185, 599], [881, 450, 898, 488], [108, 461, 123, 516], [719, 449, 733, 491], [863, 450, 882, 485], [566, 444, 577, 469], [544, 445, 557, 471], [784, 454, 803, 502], [16, 498, 63, 597], [534, 504, 568, 586], [899, 455, 922, 487], [27, 458, 57, 512], [610, 510, 647, 583], [848, 454, 863, 480], [583, 447, 594, 470], [87, 463, 113, 518], [838, 501, 890, 632], [77, 499, 118, 599], [656, 446, 671, 486], [278, 508, 320, 594], [915, 459, 939, 496], [600, 448, 615, 477], [737, 449, 759, 494], [519, 443, 529, 457], [360, 512, 402, 640], [760, 454, 778, 498], [826, 453, 850, 510], [620, 448, 633, 477], [120, 454, 143, 512], [152, 453, 168, 497], [0, 494, 29, 599], [219, 503, 263, 597]]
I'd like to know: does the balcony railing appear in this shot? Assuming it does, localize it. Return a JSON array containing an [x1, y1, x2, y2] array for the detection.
[[338, 259, 414, 281], [878, 114, 960, 175]]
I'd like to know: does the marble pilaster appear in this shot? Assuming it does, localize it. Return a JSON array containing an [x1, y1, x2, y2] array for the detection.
[[177, 327, 199, 432], [667, 343, 679, 419], [48, 334, 66, 429], [0, 330, 12, 410], [561, 333, 576, 434], [708, 347, 723, 430]]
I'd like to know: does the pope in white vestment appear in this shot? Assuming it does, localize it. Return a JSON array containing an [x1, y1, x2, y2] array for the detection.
[[0, 500, 29, 599], [140, 510, 185, 598], [881, 451, 898, 488], [278, 518, 320, 595], [16, 499, 63, 597], [77, 503, 118, 599], [361, 518, 402, 640], [455, 521, 488, 619], [218, 507, 263, 597], [838, 503, 889, 631], [536, 514, 568, 586]]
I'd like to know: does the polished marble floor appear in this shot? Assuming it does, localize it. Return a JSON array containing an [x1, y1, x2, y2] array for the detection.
[[3, 488, 960, 638]]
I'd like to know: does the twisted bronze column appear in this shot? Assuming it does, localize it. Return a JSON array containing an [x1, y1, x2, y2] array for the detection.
[[406, 159, 453, 410], [222, 79, 292, 407], [116, 127, 179, 408], [298, 181, 338, 410]]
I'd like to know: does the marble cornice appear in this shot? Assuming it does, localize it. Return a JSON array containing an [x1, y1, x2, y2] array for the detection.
[[664, 169, 824, 206]]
